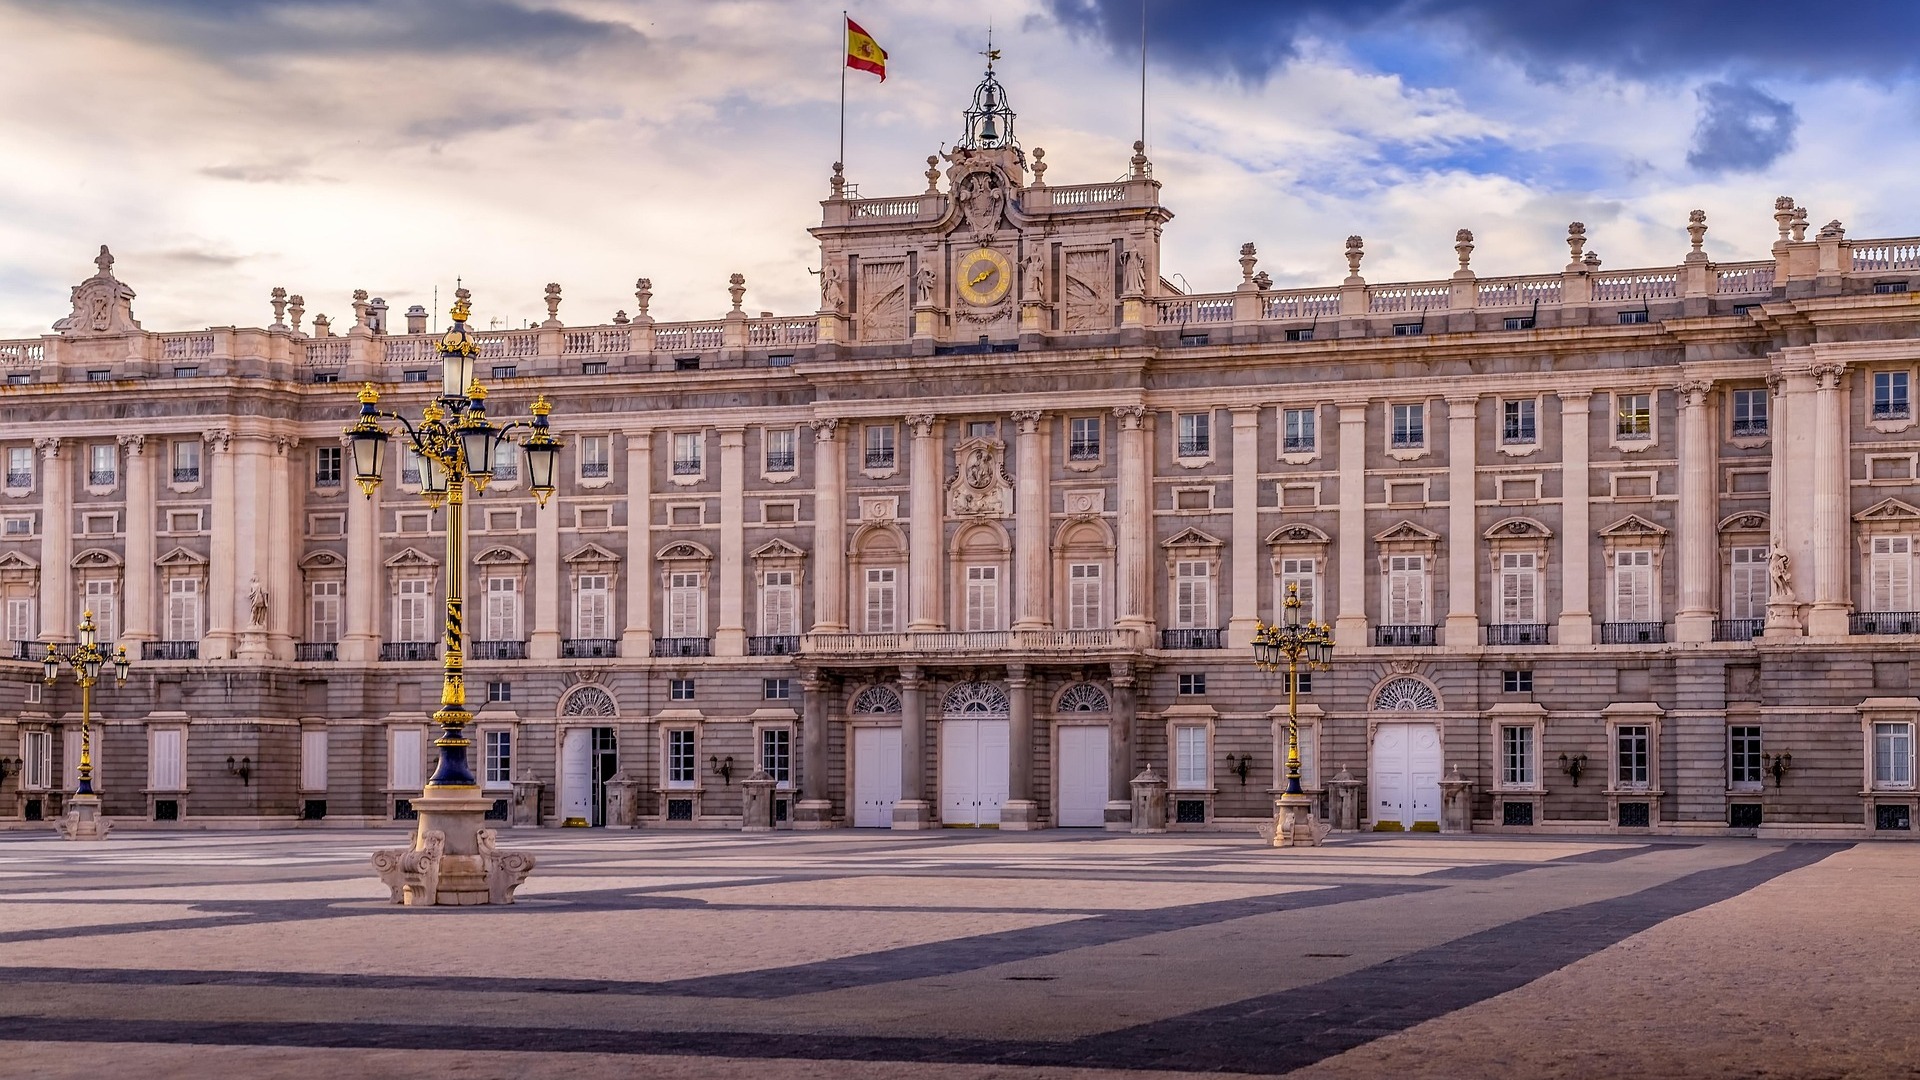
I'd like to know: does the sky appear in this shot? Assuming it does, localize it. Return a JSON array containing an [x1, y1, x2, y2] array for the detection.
[[2, 0, 1917, 339]]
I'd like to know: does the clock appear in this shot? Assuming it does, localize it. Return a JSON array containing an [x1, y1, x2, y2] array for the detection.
[[956, 247, 1012, 307]]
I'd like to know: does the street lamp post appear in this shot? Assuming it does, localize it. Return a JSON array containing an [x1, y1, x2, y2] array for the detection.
[[347, 289, 558, 905], [1251, 581, 1334, 848], [44, 609, 131, 840]]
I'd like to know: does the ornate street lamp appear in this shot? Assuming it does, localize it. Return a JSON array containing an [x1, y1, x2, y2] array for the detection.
[[345, 289, 554, 905], [1251, 582, 1334, 846], [44, 609, 130, 840]]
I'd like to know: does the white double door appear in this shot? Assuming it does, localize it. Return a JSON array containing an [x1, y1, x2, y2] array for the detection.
[[1371, 722, 1442, 830], [853, 726, 901, 828], [1056, 725, 1109, 828], [940, 719, 1009, 827]]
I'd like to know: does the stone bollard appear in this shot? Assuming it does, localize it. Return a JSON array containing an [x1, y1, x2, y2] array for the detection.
[[1438, 763, 1474, 834], [1327, 766, 1363, 832], [740, 769, 777, 832], [1130, 765, 1168, 834], [509, 771, 544, 828], [604, 771, 643, 829]]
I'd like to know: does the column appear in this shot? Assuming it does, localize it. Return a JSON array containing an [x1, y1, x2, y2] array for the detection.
[[1106, 661, 1135, 829], [1557, 392, 1594, 645], [204, 430, 237, 659], [1113, 405, 1150, 638], [529, 481, 561, 660], [620, 431, 654, 657], [37, 438, 68, 641], [1001, 663, 1039, 827], [1444, 396, 1479, 645], [1809, 363, 1851, 636], [233, 433, 272, 661], [893, 665, 933, 828], [1334, 402, 1368, 641], [906, 414, 942, 631], [341, 445, 381, 662], [1673, 380, 1717, 642], [1228, 407, 1260, 646], [267, 436, 297, 658], [793, 671, 834, 827], [1012, 412, 1050, 630], [716, 426, 746, 656], [119, 435, 154, 645], [809, 419, 847, 632]]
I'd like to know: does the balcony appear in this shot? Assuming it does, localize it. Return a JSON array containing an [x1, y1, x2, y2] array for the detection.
[[561, 638, 618, 659], [747, 635, 800, 656], [142, 641, 199, 661], [653, 637, 712, 658], [1375, 624, 1437, 647], [470, 640, 528, 660], [1161, 628, 1222, 650], [1713, 618, 1764, 642], [802, 628, 1140, 661], [381, 641, 439, 662], [294, 643, 338, 661], [1485, 623, 1549, 646], [1852, 611, 1920, 636], [1601, 621, 1666, 644]]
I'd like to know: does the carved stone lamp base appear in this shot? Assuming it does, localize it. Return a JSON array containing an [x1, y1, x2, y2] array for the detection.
[[371, 791, 535, 906], [56, 794, 112, 841]]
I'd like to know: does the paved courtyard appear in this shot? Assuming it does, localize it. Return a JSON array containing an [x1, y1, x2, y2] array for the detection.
[[0, 828, 1912, 1079]]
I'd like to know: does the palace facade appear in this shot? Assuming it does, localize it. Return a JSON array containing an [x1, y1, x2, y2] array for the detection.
[[3, 68, 1919, 839]]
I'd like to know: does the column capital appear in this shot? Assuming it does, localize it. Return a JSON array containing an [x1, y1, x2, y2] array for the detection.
[[115, 433, 146, 455], [1111, 404, 1147, 429], [905, 413, 937, 438], [807, 417, 841, 439]]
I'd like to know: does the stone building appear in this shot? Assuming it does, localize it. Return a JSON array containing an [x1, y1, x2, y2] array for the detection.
[[3, 67, 1918, 839]]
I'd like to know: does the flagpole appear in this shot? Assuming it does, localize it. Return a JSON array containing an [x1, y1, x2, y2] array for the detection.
[[838, 11, 847, 173]]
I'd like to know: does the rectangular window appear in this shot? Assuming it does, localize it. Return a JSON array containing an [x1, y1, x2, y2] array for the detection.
[[667, 729, 696, 787], [484, 731, 512, 787], [574, 574, 610, 638], [1386, 554, 1427, 625], [395, 578, 431, 642], [761, 570, 798, 636], [1870, 536, 1913, 612], [667, 571, 704, 637], [1178, 673, 1206, 696], [669, 678, 695, 701], [1731, 388, 1768, 437], [24, 729, 51, 789], [1282, 407, 1316, 454], [672, 432, 702, 475], [579, 435, 610, 479], [1391, 403, 1425, 449], [1875, 722, 1914, 788], [1503, 669, 1533, 693], [864, 567, 897, 633], [6, 446, 32, 489], [1729, 726, 1762, 790], [165, 577, 202, 641], [1278, 557, 1318, 622], [863, 425, 895, 469], [5, 595, 34, 641], [1067, 563, 1104, 630], [764, 428, 796, 473], [314, 446, 342, 487], [1501, 726, 1535, 787], [1498, 552, 1538, 625], [1177, 412, 1211, 457], [1615, 725, 1651, 789], [484, 577, 521, 640], [309, 580, 342, 643], [1875, 371, 1911, 420], [1174, 560, 1212, 629], [1068, 416, 1101, 461], [763, 677, 791, 700], [88, 443, 116, 486], [487, 681, 512, 703], [964, 565, 1000, 632], [1729, 546, 1768, 621], [1616, 393, 1652, 440], [760, 727, 792, 785], [1175, 725, 1208, 789], [1613, 550, 1655, 622], [1501, 399, 1536, 444], [84, 579, 116, 642]]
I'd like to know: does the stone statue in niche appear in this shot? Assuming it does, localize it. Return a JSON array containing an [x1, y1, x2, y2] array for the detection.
[[53, 245, 141, 335], [947, 438, 1013, 518]]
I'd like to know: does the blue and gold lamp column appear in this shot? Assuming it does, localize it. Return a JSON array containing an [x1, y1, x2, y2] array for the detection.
[[1251, 582, 1334, 848], [44, 610, 130, 840], [346, 289, 559, 904]]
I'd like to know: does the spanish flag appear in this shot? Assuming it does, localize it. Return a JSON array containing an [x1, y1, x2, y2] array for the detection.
[[846, 17, 886, 81]]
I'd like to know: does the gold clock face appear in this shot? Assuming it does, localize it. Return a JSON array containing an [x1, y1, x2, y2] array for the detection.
[[956, 247, 1012, 306]]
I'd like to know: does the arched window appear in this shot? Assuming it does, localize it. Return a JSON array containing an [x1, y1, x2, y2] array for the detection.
[[1372, 677, 1440, 711], [1056, 683, 1110, 713]]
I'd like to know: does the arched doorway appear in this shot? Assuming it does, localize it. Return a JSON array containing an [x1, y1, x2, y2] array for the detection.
[[941, 681, 1010, 826], [1369, 677, 1442, 831], [849, 684, 902, 827], [558, 686, 618, 827]]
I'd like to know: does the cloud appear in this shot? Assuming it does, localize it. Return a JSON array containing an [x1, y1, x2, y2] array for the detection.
[[1686, 81, 1798, 175]]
